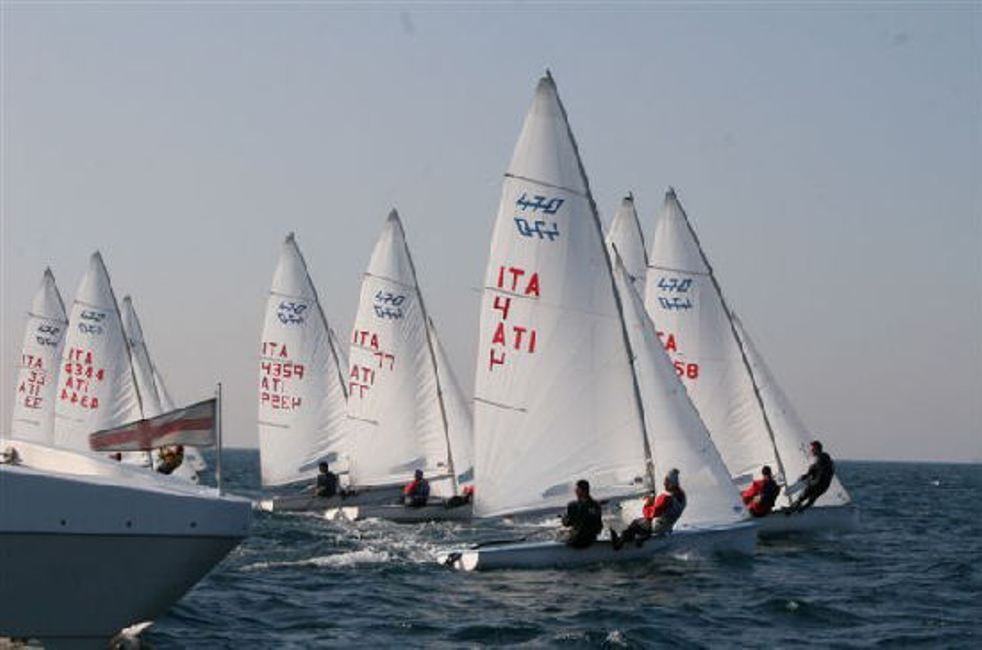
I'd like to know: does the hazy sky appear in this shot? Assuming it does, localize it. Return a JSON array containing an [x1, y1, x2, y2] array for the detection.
[[2, 3, 979, 462]]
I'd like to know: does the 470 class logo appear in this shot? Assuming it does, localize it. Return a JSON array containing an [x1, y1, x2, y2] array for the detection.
[[514, 193, 563, 241], [277, 301, 308, 325]]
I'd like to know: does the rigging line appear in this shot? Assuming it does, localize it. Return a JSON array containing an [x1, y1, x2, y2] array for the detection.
[[473, 396, 527, 413], [646, 263, 711, 277], [503, 173, 588, 198], [672, 193, 793, 507], [547, 71, 656, 493]]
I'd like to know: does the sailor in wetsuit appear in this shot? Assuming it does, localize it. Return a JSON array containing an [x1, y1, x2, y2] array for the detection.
[[742, 465, 781, 517], [610, 468, 686, 550], [561, 479, 603, 548], [788, 440, 835, 514], [315, 461, 339, 498], [403, 469, 430, 508]]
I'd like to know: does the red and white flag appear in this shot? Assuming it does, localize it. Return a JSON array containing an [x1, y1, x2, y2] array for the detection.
[[89, 398, 217, 452]]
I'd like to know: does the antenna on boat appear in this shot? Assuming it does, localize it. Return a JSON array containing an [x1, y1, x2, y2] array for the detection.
[[216, 381, 224, 496]]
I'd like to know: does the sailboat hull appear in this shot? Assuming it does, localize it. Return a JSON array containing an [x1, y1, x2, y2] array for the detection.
[[755, 504, 859, 536], [258, 484, 403, 513], [439, 521, 757, 571], [325, 501, 472, 523]]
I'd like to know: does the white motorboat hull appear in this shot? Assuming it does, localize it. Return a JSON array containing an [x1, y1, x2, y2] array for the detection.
[[439, 520, 757, 571], [755, 504, 859, 536], [257, 484, 403, 513], [325, 501, 472, 523], [0, 442, 250, 644]]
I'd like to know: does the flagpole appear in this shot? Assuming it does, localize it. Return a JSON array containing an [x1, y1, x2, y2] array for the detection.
[[216, 381, 224, 496]]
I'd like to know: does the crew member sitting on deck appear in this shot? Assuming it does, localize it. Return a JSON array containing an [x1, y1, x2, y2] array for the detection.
[[788, 440, 835, 514], [561, 479, 603, 548], [403, 469, 430, 508], [742, 465, 781, 517], [610, 468, 686, 550], [315, 461, 340, 498], [156, 445, 184, 475]]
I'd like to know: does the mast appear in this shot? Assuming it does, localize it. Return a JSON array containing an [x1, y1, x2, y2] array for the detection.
[[548, 71, 656, 492], [391, 211, 458, 496], [669, 189, 791, 504]]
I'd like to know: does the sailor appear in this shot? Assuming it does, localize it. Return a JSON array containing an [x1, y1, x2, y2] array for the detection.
[[156, 445, 185, 475], [610, 468, 686, 550], [403, 469, 430, 508], [561, 479, 603, 548], [315, 461, 340, 498], [788, 440, 835, 514], [741, 465, 781, 517]]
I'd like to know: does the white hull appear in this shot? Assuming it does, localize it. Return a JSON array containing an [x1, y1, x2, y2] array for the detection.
[[257, 484, 403, 513], [325, 501, 472, 523], [0, 441, 250, 643], [440, 521, 757, 571], [755, 504, 859, 536]]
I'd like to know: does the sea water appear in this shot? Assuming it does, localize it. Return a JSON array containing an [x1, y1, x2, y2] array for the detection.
[[146, 452, 981, 648]]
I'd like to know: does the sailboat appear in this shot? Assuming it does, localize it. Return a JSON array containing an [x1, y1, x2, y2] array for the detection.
[[2, 256, 250, 645], [121, 295, 202, 483], [605, 193, 648, 292], [9, 268, 69, 445], [256, 233, 356, 513], [441, 73, 754, 570], [329, 211, 474, 523], [643, 188, 856, 534]]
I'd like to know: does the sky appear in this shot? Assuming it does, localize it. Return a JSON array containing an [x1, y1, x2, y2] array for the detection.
[[2, 2, 979, 462]]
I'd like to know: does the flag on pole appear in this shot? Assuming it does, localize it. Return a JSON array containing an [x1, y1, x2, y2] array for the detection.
[[89, 398, 217, 452]]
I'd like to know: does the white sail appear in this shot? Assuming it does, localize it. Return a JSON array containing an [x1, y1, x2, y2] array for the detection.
[[121, 296, 163, 419], [473, 74, 650, 518], [645, 189, 850, 506], [613, 254, 745, 526], [258, 233, 349, 487], [429, 319, 474, 486], [9, 269, 69, 444], [346, 211, 456, 493], [733, 314, 851, 506], [606, 193, 648, 293], [53, 253, 142, 452]]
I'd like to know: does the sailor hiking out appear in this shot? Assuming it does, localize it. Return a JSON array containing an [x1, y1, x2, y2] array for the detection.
[[742, 465, 780, 517], [788, 441, 835, 514], [611, 469, 686, 550], [315, 461, 340, 499], [561, 479, 603, 548]]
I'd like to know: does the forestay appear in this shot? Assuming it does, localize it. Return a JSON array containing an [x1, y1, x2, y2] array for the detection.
[[346, 212, 459, 495], [473, 74, 650, 518], [612, 255, 745, 526], [121, 296, 163, 418], [9, 269, 69, 445], [53, 253, 142, 452], [258, 233, 349, 487], [644, 189, 850, 506], [606, 194, 648, 293]]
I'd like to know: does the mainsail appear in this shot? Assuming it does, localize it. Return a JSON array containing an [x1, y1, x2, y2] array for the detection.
[[473, 74, 651, 518], [258, 233, 349, 487], [612, 253, 745, 526], [606, 193, 648, 292], [346, 211, 461, 495], [53, 253, 142, 452], [644, 188, 851, 506], [9, 269, 69, 444]]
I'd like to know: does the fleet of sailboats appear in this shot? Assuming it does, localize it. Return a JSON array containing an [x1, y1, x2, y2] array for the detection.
[[2, 69, 859, 639]]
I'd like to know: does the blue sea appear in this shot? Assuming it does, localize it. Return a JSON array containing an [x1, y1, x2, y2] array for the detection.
[[146, 452, 981, 648]]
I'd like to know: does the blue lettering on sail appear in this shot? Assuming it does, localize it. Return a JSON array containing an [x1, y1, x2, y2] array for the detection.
[[373, 291, 405, 320], [514, 217, 560, 241], [277, 301, 307, 325], [516, 193, 564, 215], [658, 296, 693, 311], [657, 277, 692, 293]]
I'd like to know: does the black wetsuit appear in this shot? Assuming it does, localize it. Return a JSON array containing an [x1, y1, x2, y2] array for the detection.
[[791, 452, 835, 512], [561, 497, 603, 548], [316, 471, 339, 498]]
